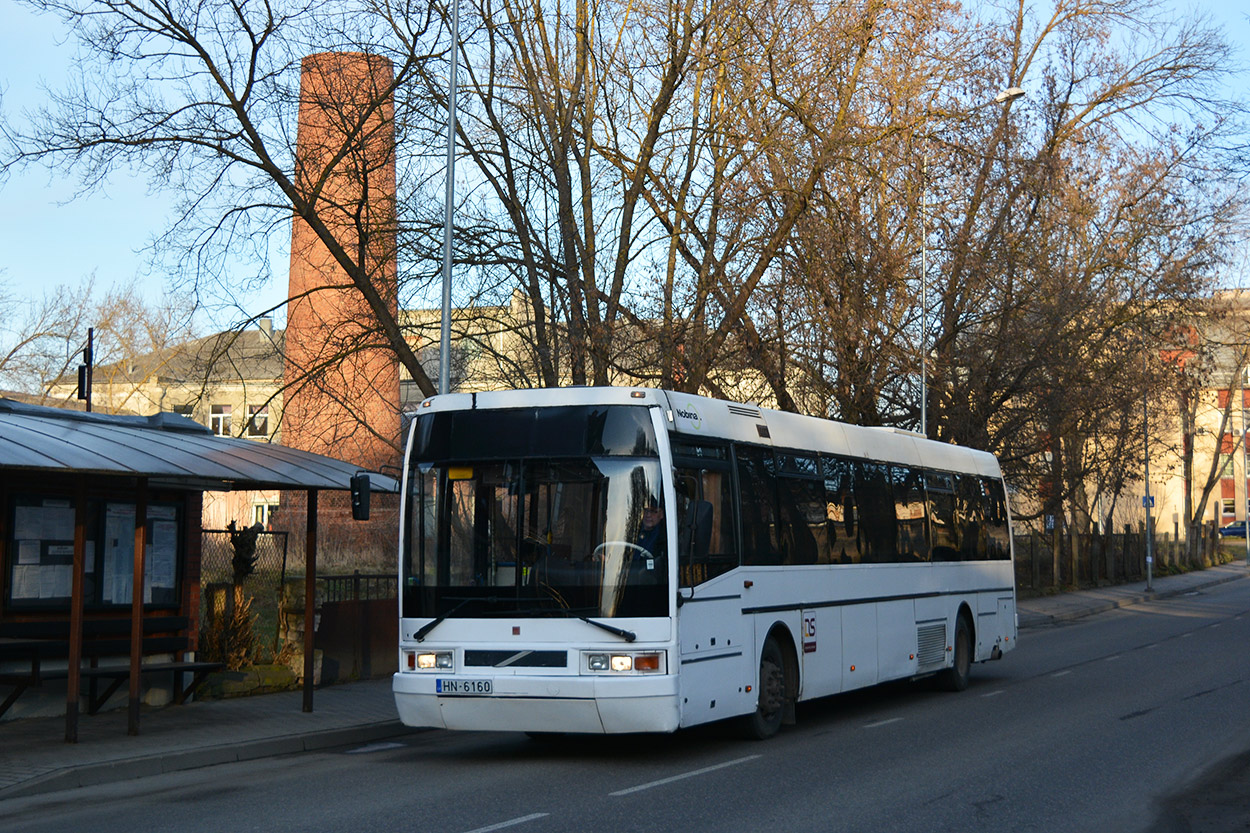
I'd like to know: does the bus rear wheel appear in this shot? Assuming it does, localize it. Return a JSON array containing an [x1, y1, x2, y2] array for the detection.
[[937, 615, 972, 692], [743, 637, 785, 739]]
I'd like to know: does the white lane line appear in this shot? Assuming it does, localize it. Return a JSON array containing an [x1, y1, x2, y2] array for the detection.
[[864, 717, 904, 728], [1181, 633, 1193, 639], [981, 690, 1005, 698], [461, 813, 550, 833], [1052, 670, 1072, 677], [610, 755, 762, 796], [1105, 655, 1121, 662]]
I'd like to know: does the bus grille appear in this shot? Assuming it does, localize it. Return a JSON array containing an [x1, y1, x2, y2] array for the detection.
[[464, 650, 568, 668], [916, 624, 947, 669]]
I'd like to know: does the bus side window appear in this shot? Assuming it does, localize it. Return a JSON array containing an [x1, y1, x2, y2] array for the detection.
[[822, 456, 861, 564], [675, 466, 738, 586], [736, 446, 782, 566], [776, 473, 823, 565], [855, 462, 896, 563], [983, 478, 1012, 560], [955, 474, 987, 561], [926, 471, 958, 562], [892, 465, 930, 562]]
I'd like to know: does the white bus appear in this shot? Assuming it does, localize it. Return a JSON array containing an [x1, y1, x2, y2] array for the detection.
[[392, 387, 1016, 738]]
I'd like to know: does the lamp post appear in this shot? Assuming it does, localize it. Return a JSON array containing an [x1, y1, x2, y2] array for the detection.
[[1242, 372, 1249, 566], [437, 0, 461, 396], [919, 86, 1024, 437]]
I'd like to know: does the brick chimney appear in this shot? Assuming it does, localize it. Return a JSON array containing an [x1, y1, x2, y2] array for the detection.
[[283, 52, 400, 473]]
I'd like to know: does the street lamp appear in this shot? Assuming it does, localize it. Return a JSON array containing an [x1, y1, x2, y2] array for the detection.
[[437, 0, 461, 396], [919, 86, 1025, 437]]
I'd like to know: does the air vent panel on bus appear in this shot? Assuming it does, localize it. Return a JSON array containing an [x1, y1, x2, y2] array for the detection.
[[916, 624, 947, 669]]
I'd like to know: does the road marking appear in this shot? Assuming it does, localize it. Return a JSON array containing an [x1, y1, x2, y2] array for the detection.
[[1105, 655, 1121, 661], [1181, 633, 1193, 639], [1051, 670, 1072, 677], [981, 690, 1005, 698], [864, 717, 904, 728], [344, 741, 407, 755], [610, 755, 761, 796], [462, 813, 550, 833]]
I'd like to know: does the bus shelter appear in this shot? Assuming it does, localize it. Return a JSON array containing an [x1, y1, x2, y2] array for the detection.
[[0, 399, 396, 741]]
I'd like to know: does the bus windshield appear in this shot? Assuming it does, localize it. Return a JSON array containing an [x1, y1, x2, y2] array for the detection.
[[403, 407, 668, 620]]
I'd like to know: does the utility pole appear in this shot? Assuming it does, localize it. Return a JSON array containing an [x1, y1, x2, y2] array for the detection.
[[76, 327, 94, 412], [1144, 349, 1153, 591], [438, 0, 460, 396]]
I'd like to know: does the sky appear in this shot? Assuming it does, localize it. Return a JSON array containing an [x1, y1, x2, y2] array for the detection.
[[0, 0, 1247, 332]]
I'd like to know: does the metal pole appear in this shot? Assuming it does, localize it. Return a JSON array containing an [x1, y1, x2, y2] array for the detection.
[[438, 0, 460, 396], [1144, 354, 1154, 591], [1242, 377, 1249, 566], [303, 489, 318, 713], [920, 153, 927, 438], [85, 327, 94, 412]]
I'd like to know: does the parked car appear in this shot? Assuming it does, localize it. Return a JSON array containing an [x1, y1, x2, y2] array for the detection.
[[1219, 520, 1247, 537]]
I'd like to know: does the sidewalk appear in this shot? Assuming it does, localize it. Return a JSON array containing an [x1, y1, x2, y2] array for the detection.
[[0, 677, 416, 801], [2, 561, 1246, 802], [1015, 559, 1248, 628]]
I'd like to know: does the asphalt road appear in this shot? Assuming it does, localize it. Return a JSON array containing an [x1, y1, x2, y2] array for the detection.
[[5, 580, 1250, 833]]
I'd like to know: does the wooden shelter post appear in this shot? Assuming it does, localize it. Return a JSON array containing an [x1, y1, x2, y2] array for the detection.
[[128, 478, 148, 735], [65, 484, 88, 743], [302, 489, 318, 713]]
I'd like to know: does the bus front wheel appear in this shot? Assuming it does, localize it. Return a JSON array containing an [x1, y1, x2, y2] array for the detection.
[[743, 637, 786, 739]]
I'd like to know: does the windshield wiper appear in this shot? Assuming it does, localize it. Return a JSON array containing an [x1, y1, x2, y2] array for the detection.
[[579, 617, 636, 642], [414, 597, 478, 642]]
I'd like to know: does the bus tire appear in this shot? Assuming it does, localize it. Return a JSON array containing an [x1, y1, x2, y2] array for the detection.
[[937, 614, 972, 692], [743, 637, 786, 739]]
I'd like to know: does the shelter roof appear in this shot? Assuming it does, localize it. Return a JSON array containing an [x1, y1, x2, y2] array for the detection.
[[0, 398, 397, 493]]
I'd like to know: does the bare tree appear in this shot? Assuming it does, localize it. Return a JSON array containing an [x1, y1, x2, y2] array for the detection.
[[3, 0, 444, 401]]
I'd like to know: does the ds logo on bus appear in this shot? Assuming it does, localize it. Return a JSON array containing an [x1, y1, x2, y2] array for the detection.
[[803, 615, 817, 653]]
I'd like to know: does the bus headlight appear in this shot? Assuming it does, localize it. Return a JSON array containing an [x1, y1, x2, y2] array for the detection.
[[583, 651, 664, 674], [415, 651, 453, 670]]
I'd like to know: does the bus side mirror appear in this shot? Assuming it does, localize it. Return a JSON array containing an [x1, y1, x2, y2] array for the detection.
[[351, 473, 371, 521]]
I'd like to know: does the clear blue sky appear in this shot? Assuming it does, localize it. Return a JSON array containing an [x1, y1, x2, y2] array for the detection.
[[0, 0, 1246, 327]]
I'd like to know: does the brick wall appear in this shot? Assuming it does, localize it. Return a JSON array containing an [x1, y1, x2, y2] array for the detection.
[[283, 51, 401, 474]]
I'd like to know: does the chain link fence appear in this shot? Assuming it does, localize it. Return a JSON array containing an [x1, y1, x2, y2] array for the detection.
[[200, 529, 293, 666], [199, 530, 397, 677]]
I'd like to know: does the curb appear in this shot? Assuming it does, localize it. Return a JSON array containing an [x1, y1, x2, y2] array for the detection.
[[0, 721, 418, 801], [1018, 568, 1248, 629]]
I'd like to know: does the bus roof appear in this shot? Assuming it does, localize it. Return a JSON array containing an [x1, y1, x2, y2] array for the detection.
[[414, 387, 1001, 479]]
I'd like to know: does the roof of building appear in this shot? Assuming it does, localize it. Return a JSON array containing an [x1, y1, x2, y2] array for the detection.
[[0, 398, 397, 493], [50, 324, 285, 389]]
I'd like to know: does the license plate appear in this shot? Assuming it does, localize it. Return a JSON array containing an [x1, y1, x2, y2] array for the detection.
[[436, 678, 492, 695]]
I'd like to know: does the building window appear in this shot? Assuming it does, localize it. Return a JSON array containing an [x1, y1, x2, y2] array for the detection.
[[1223, 499, 1236, 517], [247, 405, 268, 437], [172, 404, 193, 417], [210, 404, 232, 436], [252, 502, 279, 528]]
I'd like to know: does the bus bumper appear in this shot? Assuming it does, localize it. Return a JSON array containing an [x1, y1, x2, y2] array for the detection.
[[392, 672, 680, 734]]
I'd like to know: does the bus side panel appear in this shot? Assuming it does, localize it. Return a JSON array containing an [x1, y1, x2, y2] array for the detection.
[[677, 583, 754, 727], [877, 599, 918, 682], [976, 590, 1017, 660], [841, 604, 878, 690], [798, 607, 842, 701]]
